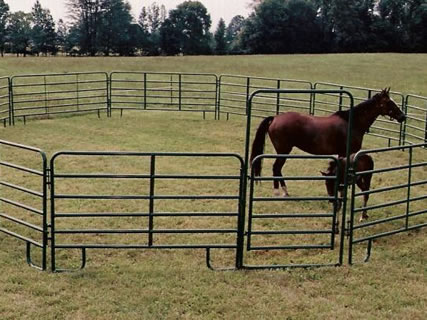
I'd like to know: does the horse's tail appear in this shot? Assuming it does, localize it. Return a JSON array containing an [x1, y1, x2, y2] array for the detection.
[[250, 116, 274, 177]]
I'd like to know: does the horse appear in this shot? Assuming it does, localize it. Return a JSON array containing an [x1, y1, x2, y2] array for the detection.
[[250, 88, 405, 197], [321, 154, 374, 231]]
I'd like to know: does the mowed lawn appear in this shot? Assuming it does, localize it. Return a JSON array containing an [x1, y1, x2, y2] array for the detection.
[[0, 54, 426, 320]]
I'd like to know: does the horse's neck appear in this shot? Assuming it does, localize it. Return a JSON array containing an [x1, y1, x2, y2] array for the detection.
[[353, 100, 380, 134]]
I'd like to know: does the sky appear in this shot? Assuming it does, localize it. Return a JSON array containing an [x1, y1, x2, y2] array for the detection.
[[6, 0, 253, 28]]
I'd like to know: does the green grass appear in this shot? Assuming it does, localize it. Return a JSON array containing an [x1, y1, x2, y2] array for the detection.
[[0, 54, 426, 319]]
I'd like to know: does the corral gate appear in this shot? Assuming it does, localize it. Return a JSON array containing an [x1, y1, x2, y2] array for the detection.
[[0, 140, 48, 270], [240, 89, 355, 268], [49, 151, 245, 271], [348, 143, 427, 263], [245, 154, 344, 268]]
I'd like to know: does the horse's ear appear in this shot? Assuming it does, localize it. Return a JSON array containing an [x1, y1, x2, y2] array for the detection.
[[387, 87, 391, 94]]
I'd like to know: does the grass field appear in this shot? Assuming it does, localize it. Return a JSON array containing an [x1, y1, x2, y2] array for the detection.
[[0, 54, 426, 319]]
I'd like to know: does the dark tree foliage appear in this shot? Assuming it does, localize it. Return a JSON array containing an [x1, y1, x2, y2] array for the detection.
[[0, 0, 9, 56], [329, 0, 377, 52], [241, 0, 322, 54], [375, 0, 427, 52], [31, 0, 57, 55], [214, 18, 227, 54], [98, 0, 135, 55], [56, 19, 67, 53], [2, 0, 426, 56], [7, 11, 32, 56], [138, 3, 166, 55], [225, 15, 245, 53], [67, 0, 102, 56], [160, 1, 212, 55], [242, 0, 426, 54]]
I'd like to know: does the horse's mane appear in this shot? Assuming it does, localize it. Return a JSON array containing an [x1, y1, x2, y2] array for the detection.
[[332, 94, 379, 122]]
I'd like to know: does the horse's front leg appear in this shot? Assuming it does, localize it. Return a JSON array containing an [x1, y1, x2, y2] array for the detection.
[[333, 191, 344, 234], [359, 194, 370, 222], [272, 157, 289, 197]]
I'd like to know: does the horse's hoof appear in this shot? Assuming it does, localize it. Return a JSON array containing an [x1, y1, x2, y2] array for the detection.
[[359, 214, 369, 222], [281, 187, 289, 198], [273, 189, 280, 197], [334, 223, 340, 234]]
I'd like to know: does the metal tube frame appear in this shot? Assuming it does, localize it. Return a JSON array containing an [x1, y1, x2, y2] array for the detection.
[[0, 140, 48, 270]]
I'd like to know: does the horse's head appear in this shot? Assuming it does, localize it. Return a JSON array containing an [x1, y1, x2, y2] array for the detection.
[[375, 88, 406, 123]]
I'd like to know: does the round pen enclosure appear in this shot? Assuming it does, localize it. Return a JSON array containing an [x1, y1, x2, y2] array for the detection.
[[0, 72, 426, 272]]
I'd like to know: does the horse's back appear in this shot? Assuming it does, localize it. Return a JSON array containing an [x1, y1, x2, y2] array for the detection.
[[268, 112, 347, 155]]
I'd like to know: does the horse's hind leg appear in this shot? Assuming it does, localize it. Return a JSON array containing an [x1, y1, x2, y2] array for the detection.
[[272, 157, 289, 197]]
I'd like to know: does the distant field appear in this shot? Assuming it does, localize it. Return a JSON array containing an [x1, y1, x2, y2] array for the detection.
[[0, 55, 426, 320], [0, 53, 426, 95]]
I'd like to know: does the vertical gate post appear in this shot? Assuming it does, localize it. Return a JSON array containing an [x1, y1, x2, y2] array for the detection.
[[149, 155, 156, 246], [405, 147, 413, 229], [178, 74, 182, 111], [9, 77, 15, 126], [245, 77, 251, 115], [309, 82, 314, 115], [338, 86, 344, 111], [276, 80, 281, 115], [424, 107, 427, 146], [107, 73, 111, 117], [143, 73, 147, 110], [338, 91, 354, 266], [41, 152, 48, 271], [347, 157, 358, 265], [216, 76, 222, 120], [214, 76, 219, 120], [50, 155, 58, 272], [7, 77, 12, 126]]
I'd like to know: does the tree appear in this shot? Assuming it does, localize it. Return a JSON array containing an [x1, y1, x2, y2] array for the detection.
[[225, 15, 245, 53], [214, 18, 227, 54], [56, 19, 68, 54], [160, 1, 212, 55], [0, 0, 9, 57], [67, 0, 102, 56], [313, 0, 335, 52], [406, 0, 427, 52], [64, 24, 81, 55], [98, 0, 134, 55], [159, 17, 181, 55], [240, 0, 322, 54], [7, 11, 32, 56], [31, 0, 57, 55], [329, 0, 376, 52], [375, 0, 427, 52], [139, 2, 167, 55]]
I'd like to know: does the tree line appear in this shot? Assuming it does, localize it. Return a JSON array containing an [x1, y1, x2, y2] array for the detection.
[[0, 0, 425, 57]]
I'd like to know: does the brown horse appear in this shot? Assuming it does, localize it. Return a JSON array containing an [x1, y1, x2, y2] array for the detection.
[[250, 88, 405, 196], [321, 154, 374, 228]]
